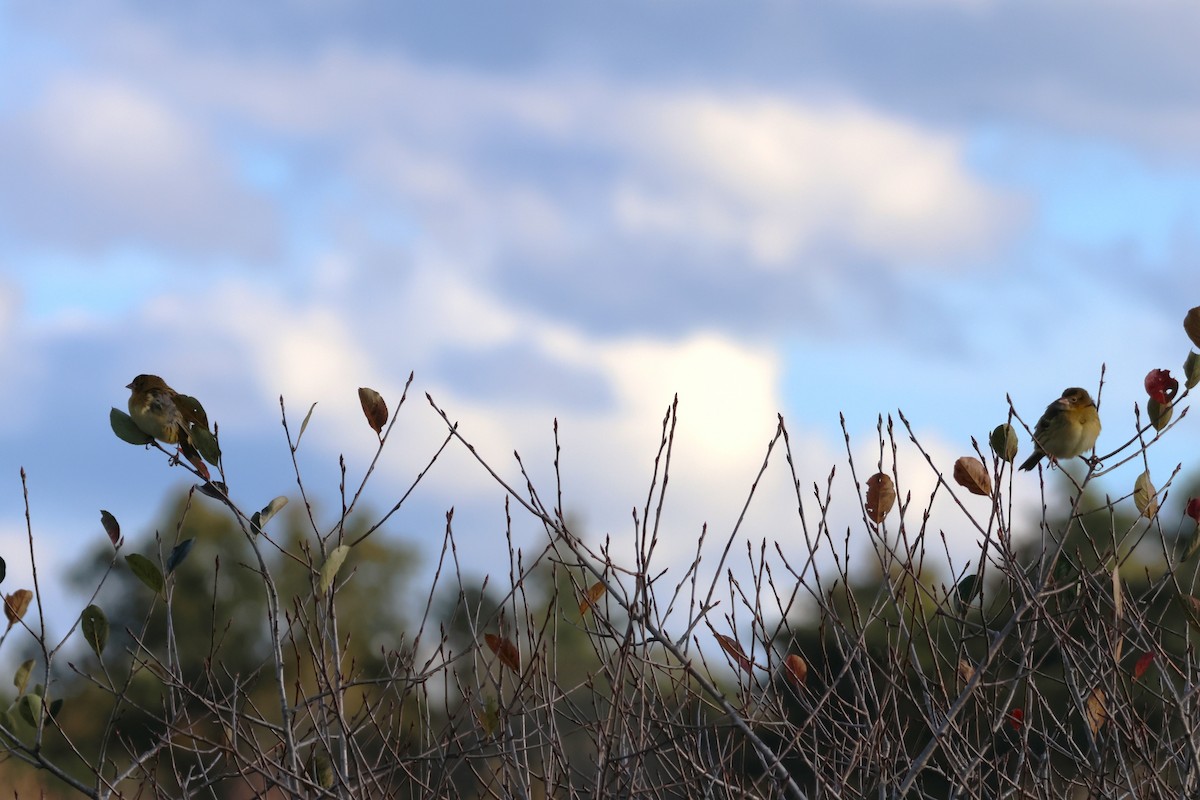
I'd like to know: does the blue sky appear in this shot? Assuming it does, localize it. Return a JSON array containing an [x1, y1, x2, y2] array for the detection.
[[0, 0, 1197, 642]]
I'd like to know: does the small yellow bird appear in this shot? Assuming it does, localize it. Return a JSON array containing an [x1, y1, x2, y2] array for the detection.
[[1019, 387, 1101, 471], [126, 374, 219, 473]]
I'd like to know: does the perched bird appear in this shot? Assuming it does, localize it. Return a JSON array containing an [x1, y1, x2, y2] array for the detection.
[[1019, 387, 1101, 471], [126, 374, 219, 474]]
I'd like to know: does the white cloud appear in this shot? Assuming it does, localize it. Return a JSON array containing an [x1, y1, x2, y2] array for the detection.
[[613, 95, 1014, 265], [0, 75, 276, 257]]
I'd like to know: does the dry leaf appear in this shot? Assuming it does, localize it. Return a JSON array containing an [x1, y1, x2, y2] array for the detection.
[[957, 659, 975, 685], [715, 633, 754, 674], [953, 457, 991, 497], [865, 473, 896, 523], [1134, 471, 1158, 520], [357, 387, 388, 435], [1133, 652, 1154, 680], [484, 633, 520, 673], [784, 653, 808, 686], [1085, 687, 1107, 735], [578, 581, 607, 616], [4, 589, 32, 628]]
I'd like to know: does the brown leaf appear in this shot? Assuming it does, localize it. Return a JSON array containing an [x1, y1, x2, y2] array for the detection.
[[953, 457, 991, 497], [783, 653, 808, 686], [578, 581, 607, 616], [1185, 305, 1200, 349], [484, 633, 520, 673], [957, 659, 975, 685], [865, 473, 896, 523], [715, 633, 754, 674], [4, 589, 32, 628], [357, 387, 388, 435], [1133, 652, 1154, 680], [1085, 687, 1107, 735]]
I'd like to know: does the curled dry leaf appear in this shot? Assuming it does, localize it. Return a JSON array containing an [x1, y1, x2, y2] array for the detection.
[[1133, 652, 1154, 681], [357, 387, 388, 435], [715, 633, 754, 674], [1085, 687, 1107, 735], [953, 457, 991, 497], [1185, 305, 1200, 349], [957, 659, 975, 685], [4, 589, 32, 628], [784, 653, 808, 686], [578, 581, 607, 616], [989, 423, 1018, 463], [485, 633, 520, 673], [865, 473, 896, 523], [1134, 471, 1158, 520]]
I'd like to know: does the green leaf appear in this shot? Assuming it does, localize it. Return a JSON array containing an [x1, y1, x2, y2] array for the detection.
[[188, 425, 221, 466], [989, 424, 1018, 463], [1148, 398, 1173, 432], [13, 659, 33, 695], [81, 605, 108, 658], [17, 694, 41, 727], [1185, 350, 1200, 390], [296, 402, 318, 449], [197, 481, 228, 500], [251, 496, 288, 535], [48, 698, 63, 719], [125, 554, 164, 595], [319, 545, 351, 596], [953, 574, 980, 612], [100, 510, 121, 547], [166, 539, 195, 574], [110, 408, 154, 445]]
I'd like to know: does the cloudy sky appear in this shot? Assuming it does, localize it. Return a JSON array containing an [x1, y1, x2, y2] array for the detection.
[[0, 1, 1197, 641]]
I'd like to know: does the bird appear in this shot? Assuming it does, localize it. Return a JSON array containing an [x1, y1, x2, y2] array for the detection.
[[1019, 387, 1101, 471], [126, 374, 219, 474]]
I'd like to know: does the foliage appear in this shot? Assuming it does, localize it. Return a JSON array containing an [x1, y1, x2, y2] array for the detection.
[[0, 310, 1198, 798]]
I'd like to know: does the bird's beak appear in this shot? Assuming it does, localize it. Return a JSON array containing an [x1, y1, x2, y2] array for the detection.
[[126, 382, 134, 390]]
